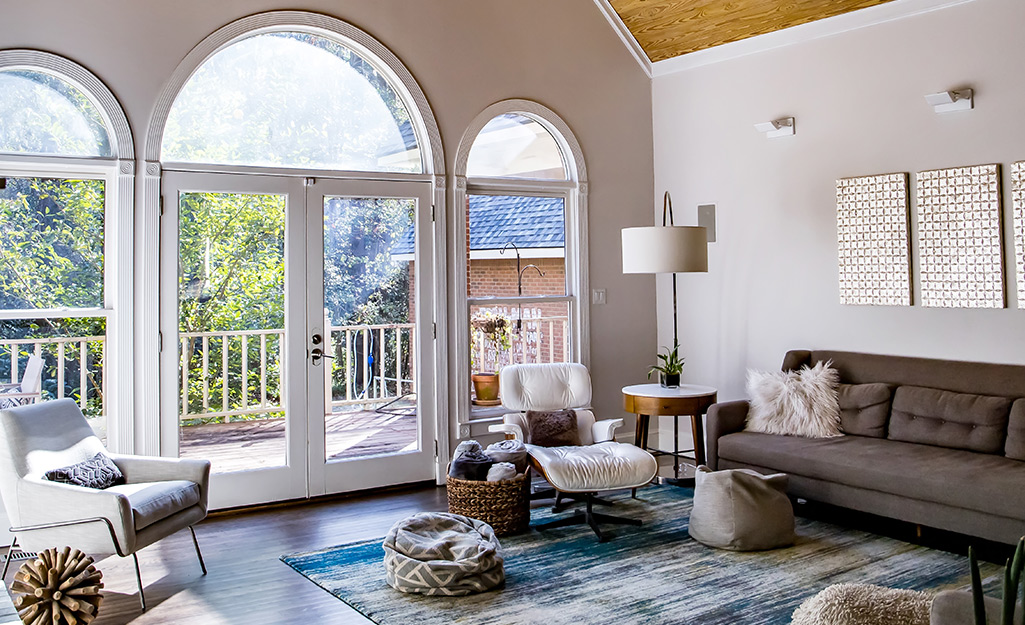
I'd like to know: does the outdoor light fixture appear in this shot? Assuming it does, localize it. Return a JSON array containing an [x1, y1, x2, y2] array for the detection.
[[925, 88, 973, 113], [754, 117, 795, 138], [621, 192, 708, 345]]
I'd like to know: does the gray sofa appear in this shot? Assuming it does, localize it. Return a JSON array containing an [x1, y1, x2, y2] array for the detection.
[[706, 350, 1025, 545]]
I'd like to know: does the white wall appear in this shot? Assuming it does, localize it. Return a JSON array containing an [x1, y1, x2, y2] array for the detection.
[[0, 1, 654, 458], [653, 0, 1025, 401]]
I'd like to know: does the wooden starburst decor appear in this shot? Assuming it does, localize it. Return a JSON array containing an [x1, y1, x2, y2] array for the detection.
[[10, 547, 103, 625]]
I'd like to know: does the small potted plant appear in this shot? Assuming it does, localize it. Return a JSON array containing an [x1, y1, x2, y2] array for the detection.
[[648, 340, 684, 388], [470, 311, 512, 404]]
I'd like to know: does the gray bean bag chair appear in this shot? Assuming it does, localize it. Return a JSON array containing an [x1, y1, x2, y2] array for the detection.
[[689, 465, 795, 551], [383, 512, 504, 596]]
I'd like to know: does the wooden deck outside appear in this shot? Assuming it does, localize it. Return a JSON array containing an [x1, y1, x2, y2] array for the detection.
[[179, 408, 417, 474]]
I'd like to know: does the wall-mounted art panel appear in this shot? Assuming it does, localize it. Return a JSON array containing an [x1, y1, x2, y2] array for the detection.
[[1013, 161, 1025, 308], [836, 172, 912, 306], [916, 164, 1004, 308]]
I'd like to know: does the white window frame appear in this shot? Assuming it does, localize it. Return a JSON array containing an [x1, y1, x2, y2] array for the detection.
[[450, 100, 589, 441], [141, 11, 449, 478], [0, 50, 135, 453]]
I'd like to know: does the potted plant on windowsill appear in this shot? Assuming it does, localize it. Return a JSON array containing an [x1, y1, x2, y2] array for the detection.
[[471, 311, 512, 405], [648, 340, 684, 389]]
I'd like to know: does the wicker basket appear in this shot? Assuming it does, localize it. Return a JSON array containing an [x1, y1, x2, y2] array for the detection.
[[446, 471, 530, 536]]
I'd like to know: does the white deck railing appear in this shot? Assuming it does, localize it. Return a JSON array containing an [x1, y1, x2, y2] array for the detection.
[[179, 323, 417, 423], [0, 336, 106, 415], [471, 315, 570, 373], [1, 314, 569, 425]]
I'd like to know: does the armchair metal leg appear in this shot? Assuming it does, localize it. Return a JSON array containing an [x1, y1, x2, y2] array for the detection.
[[190, 526, 207, 575], [133, 552, 146, 612], [1, 537, 17, 579]]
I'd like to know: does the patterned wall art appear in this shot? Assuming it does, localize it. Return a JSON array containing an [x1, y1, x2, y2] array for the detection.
[[1013, 161, 1025, 308], [836, 172, 912, 306], [916, 164, 1004, 308]]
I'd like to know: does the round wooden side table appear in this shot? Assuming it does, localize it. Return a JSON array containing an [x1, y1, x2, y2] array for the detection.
[[622, 383, 718, 477]]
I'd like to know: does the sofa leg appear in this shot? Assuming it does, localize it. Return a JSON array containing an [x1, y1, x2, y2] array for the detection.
[[190, 526, 207, 575], [133, 552, 146, 612], [1, 537, 17, 579]]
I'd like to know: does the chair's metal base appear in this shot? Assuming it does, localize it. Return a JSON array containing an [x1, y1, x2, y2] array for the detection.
[[534, 494, 642, 542], [4, 524, 207, 613], [1, 537, 17, 580]]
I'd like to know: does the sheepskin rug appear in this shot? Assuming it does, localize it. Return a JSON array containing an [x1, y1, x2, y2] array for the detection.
[[746, 361, 843, 438], [790, 583, 932, 625]]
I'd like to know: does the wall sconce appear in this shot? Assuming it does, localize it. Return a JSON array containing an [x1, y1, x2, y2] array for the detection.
[[925, 88, 973, 113], [754, 117, 795, 138]]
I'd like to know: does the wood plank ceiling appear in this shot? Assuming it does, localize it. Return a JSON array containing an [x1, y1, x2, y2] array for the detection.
[[609, 0, 896, 62]]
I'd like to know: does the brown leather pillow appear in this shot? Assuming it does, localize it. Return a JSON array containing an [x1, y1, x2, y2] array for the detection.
[[525, 409, 581, 447]]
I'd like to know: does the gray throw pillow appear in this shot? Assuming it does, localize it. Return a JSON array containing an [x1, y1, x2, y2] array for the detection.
[[689, 465, 795, 551], [44, 452, 125, 489], [525, 409, 581, 447]]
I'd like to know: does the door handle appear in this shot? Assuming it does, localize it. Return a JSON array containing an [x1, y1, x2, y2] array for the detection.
[[310, 348, 335, 366]]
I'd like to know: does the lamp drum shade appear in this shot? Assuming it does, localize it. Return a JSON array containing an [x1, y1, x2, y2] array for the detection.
[[622, 226, 708, 274]]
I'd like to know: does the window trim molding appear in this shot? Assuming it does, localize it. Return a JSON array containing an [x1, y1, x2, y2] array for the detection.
[[450, 100, 589, 440], [0, 51, 135, 452]]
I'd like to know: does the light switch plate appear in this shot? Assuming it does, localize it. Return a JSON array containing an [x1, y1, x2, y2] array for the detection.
[[698, 204, 716, 242], [591, 288, 606, 305]]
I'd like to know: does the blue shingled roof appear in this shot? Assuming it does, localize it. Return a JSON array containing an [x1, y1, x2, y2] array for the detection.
[[392, 195, 564, 254]]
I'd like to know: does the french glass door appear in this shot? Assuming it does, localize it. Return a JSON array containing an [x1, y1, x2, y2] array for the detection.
[[161, 172, 435, 508], [305, 178, 435, 496]]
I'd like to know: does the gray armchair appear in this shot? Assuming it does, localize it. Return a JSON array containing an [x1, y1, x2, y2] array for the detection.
[[0, 399, 210, 610]]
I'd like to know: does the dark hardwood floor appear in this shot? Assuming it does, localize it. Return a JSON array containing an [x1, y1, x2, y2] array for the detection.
[[3, 485, 447, 625]]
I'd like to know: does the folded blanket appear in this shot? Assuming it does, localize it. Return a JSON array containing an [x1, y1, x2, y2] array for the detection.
[[453, 440, 483, 459], [486, 462, 518, 482], [485, 439, 528, 473], [449, 449, 493, 481]]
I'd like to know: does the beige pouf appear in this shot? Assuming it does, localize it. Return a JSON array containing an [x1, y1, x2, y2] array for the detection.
[[688, 465, 795, 551], [791, 583, 932, 625]]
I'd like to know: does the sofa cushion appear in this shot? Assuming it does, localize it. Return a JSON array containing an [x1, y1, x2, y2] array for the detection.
[[1005, 400, 1025, 461], [718, 431, 1025, 520], [887, 386, 1011, 454], [837, 383, 892, 438], [106, 480, 201, 530]]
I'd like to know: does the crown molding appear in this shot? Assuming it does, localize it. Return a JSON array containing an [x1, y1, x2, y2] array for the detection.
[[591, 0, 652, 79]]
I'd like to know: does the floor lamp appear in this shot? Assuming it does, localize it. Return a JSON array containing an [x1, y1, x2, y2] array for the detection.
[[621, 192, 708, 347]]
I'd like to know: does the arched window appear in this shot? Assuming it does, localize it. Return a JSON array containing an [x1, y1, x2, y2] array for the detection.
[[162, 31, 422, 172], [454, 100, 588, 429], [147, 12, 445, 507], [0, 50, 135, 451], [466, 114, 565, 180]]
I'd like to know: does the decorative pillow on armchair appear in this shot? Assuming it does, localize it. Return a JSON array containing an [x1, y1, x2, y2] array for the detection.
[[0, 387, 26, 410], [525, 409, 581, 447], [44, 452, 125, 489], [745, 361, 842, 438]]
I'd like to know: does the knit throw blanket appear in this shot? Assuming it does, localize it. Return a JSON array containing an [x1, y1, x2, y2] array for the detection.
[[484, 439, 528, 473]]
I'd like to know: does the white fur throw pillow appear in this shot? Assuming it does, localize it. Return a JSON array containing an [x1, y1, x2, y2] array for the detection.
[[746, 361, 842, 438]]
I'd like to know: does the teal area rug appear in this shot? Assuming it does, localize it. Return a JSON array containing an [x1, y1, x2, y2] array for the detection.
[[281, 486, 1000, 625]]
